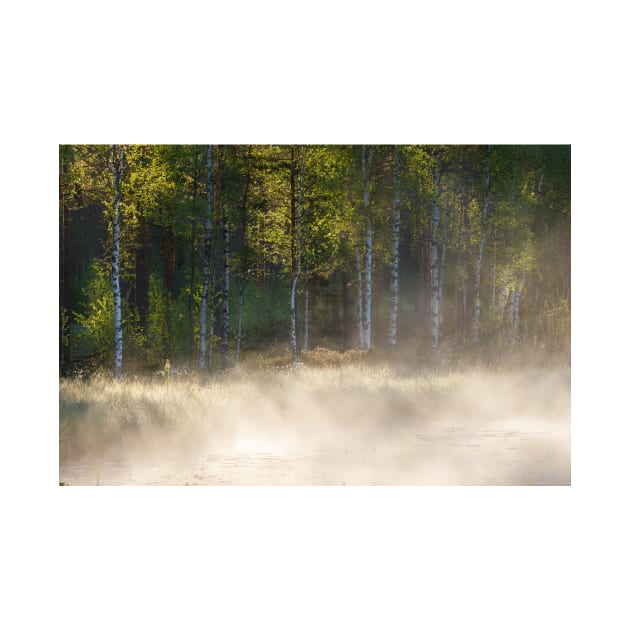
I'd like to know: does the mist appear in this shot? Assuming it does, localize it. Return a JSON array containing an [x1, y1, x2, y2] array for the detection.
[[59, 361, 570, 485]]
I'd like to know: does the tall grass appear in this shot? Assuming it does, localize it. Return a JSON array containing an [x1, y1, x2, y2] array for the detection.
[[60, 359, 570, 474]]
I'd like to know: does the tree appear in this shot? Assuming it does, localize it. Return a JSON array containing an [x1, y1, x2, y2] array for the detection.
[[198, 145, 214, 370], [60, 144, 570, 376], [388, 146, 401, 349], [109, 145, 125, 380], [471, 145, 491, 346], [430, 150, 442, 352], [290, 147, 305, 365]]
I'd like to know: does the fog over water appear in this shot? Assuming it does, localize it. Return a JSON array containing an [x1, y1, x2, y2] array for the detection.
[[59, 364, 570, 486]]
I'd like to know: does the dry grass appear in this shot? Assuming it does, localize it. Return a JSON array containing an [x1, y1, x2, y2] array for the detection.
[[59, 363, 570, 485]]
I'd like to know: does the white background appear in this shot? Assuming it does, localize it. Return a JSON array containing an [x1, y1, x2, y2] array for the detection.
[[2, 1, 628, 629]]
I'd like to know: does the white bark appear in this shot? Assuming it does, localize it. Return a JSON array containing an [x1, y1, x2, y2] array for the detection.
[[209, 280, 215, 365], [438, 203, 449, 340], [199, 145, 213, 370], [491, 243, 497, 316], [303, 256, 309, 352], [462, 276, 468, 342], [388, 147, 401, 348], [507, 284, 515, 331], [472, 145, 491, 346], [356, 246, 365, 349], [109, 145, 124, 381], [511, 272, 525, 344], [430, 156, 441, 351], [290, 147, 305, 365], [221, 213, 230, 369], [365, 216, 373, 350], [498, 268, 509, 321], [236, 281, 245, 363], [362, 146, 373, 351]]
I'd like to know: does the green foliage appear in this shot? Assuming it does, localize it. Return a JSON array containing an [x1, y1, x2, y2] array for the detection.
[[73, 260, 146, 371], [61, 144, 570, 376], [146, 273, 172, 364]]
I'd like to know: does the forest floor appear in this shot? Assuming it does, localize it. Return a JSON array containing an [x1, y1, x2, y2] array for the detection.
[[59, 362, 570, 486]]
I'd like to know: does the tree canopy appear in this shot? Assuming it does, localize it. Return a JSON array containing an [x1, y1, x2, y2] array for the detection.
[[59, 144, 570, 376]]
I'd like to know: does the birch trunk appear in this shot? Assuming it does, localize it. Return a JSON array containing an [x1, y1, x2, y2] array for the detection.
[[388, 147, 401, 348], [188, 217, 196, 363], [430, 156, 441, 352], [236, 280, 246, 363], [365, 216, 373, 350], [303, 256, 309, 352], [462, 276, 468, 341], [507, 285, 515, 334], [290, 148, 305, 365], [490, 243, 497, 317], [472, 145, 491, 346], [221, 214, 230, 369], [60, 149, 72, 374], [498, 268, 509, 321], [356, 246, 365, 349], [109, 145, 124, 381], [209, 272, 215, 366], [198, 145, 213, 370], [362, 146, 373, 351], [511, 272, 525, 345], [438, 204, 449, 340]]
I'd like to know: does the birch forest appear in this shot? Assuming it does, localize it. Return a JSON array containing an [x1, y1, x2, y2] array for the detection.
[[60, 144, 570, 486], [59, 144, 570, 377]]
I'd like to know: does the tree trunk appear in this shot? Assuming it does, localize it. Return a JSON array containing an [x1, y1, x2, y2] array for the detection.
[[511, 272, 525, 345], [290, 146, 297, 276], [303, 255, 309, 352], [60, 149, 72, 375], [209, 268, 216, 366], [221, 210, 231, 369], [236, 280, 246, 363], [438, 202, 449, 341], [135, 205, 150, 330], [342, 271, 352, 349], [163, 212, 175, 358], [362, 146, 373, 351], [472, 145, 491, 346], [355, 246, 365, 349], [188, 217, 196, 363], [498, 267, 509, 322], [199, 145, 214, 370], [109, 145, 124, 380], [462, 279, 468, 342], [490, 242, 497, 317], [507, 284, 515, 336], [290, 148, 305, 365], [388, 146, 401, 349], [430, 155, 441, 352], [365, 215, 373, 350]]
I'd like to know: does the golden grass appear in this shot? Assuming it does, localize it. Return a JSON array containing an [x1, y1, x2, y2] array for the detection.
[[59, 362, 571, 485]]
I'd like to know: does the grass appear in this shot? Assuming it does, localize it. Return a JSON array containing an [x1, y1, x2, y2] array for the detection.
[[60, 358, 570, 471]]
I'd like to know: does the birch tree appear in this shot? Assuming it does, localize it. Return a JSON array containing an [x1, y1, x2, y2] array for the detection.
[[388, 146, 401, 348], [362, 145, 374, 351], [430, 151, 441, 352], [198, 145, 214, 370], [109, 145, 125, 380], [438, 200, 449, 340], [471, 145, 491, 346], [510, 271, 525, 345], [290, 147, 305, 365], [355, 245, 365, 348], [303, 254, 309, 352], [221, 203, 231, 369], [235, 277, 248, 363]]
